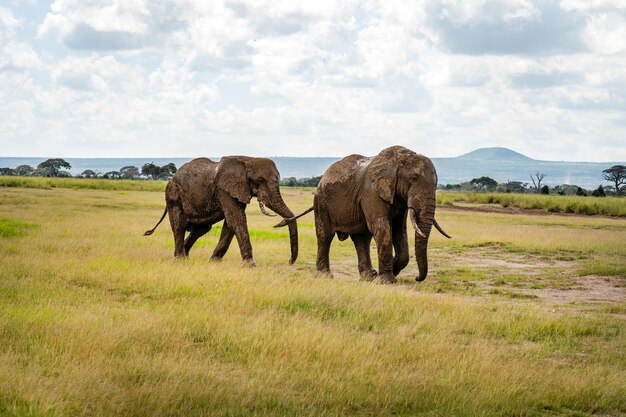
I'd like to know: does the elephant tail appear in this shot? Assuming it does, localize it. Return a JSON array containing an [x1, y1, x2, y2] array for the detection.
[[273, 206, 313, 228], [144, 208, 167, 236]]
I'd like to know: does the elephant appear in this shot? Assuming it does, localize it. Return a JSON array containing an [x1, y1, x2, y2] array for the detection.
[[277, 145, 449, 283], [144, 156, 298, 266]]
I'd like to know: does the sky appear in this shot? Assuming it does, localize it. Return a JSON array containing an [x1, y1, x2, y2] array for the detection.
[[1, 0, 625, 161]]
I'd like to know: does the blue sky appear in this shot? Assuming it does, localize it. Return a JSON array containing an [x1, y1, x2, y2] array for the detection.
[[1, 0, 625, 161]]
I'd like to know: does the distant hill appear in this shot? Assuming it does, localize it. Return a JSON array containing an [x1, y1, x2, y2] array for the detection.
[[432, 148, 622, 189], [456, 147, 532, 161]]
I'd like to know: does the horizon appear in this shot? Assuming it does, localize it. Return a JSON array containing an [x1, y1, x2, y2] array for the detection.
[[1, 146, 625, 164], [1, 2, 626, 162]]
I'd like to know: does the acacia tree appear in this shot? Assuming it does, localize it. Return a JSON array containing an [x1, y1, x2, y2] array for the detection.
[[141, 162, 162, 180], [103, 171, 122, 179], [37, 158, 71, 177], [142, 162, 177, 180], [120, 166, 140, 179], [15, 165, 34, 176], [530, 172, 547, 193], [470, 176, 498, 191], [602, 165, 625, 195], [80, 169, 98, 178]]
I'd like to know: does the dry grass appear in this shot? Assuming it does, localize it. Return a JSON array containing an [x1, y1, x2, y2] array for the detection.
[[0, 186, 625, 417], [438, 191, 626, 217]]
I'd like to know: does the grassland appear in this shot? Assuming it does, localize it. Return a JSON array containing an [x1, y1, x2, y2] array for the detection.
[[437, 191, 626, 217], [2, 176, 623, 216], [1, 181, 625, 417]]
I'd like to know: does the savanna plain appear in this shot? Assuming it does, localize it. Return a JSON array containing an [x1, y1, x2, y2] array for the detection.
[[1, 179, 625, 417]]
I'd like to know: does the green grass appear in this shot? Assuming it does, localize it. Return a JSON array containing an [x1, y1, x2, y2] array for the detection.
[[437, 191, 626, 216], [0, 218, 39, 238], [0, 186, 624, 416], [0, 176, 167, 192]]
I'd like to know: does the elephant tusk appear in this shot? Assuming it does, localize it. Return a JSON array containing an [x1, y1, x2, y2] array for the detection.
[[433, 219, 452, 239], [408, 208, 427, 239], [259, 201, 278, 217]]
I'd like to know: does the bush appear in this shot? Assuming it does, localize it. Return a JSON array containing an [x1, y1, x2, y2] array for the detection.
[[591, 186, 606, 197]]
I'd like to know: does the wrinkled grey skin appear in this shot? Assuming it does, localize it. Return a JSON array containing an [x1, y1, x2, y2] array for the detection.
[[145, 156, 298, 266], [311, 146, 448, 283]]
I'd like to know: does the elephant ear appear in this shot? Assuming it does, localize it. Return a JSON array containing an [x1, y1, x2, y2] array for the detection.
[[368, 155, 398, 203], [215, 157, 252, 204]]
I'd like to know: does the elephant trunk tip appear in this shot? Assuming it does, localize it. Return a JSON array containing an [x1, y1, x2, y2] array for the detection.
[[273, 218, 292, 228], [415, 273, 427, 282]]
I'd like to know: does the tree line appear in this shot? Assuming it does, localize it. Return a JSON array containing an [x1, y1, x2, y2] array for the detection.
[[1, 159, 624, 195], [0, 159, 178, 180], [440, 165, 625, 196]]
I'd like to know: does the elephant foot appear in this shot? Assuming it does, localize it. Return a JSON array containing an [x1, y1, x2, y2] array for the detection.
[[359, 269, 378, 282], [241, 258, 256, 268], [209, 255, 223, 262], [374, 272, 396, 285]]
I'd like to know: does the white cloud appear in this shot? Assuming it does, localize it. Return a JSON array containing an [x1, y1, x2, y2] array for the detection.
[[0, 0, 624, 161], [0, 41, 41, 70], [584, 12, 626, 55]]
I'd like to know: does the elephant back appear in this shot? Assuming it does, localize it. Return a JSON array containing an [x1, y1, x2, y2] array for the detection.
[[170, 158, 220, 215]]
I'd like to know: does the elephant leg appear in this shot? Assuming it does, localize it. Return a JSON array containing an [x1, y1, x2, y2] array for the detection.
[[314, 206, 334, 274], [316, 232, 334, 274], [168, 205, 187, 258], [211, 222, 235, 260], [220, 195, 254, 265], [351, 234, 377, 281], [392, 212, 409, 276], [184, 224, 212, 256], [367, 216, 395, 284]]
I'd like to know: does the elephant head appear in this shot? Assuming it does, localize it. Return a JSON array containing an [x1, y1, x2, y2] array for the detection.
[[215, 156, 298, 264], [369, 146, 450, 281]]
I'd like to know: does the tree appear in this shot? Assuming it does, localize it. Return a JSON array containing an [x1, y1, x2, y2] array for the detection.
[[591, 185, 606, 197], [280, 177, 298, 187], [530, 172, 547, 193], [37, 158, 71, 177], [500, 180, 528, 194], [0, 167, 15, 175], [576, 187, 587, 196], [142, 162, 177, 180], [120, 166, 140, 179], [103, 171, 122, 179], [80, 169, 98, 178], [540, 185, 549, 194], [470, 176, 498, 191], [142, 163, 160, 179], [161, 163, 177, 176], [14, 165, 34, 176], [602, 165, 625, 195]]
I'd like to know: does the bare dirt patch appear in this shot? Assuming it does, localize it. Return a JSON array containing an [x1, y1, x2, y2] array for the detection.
[[522, 276, 625, 304]]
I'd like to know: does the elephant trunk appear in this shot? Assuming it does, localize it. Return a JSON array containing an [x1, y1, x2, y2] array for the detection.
[[410, 198, 436, 282], [266, 191, 298, 264]]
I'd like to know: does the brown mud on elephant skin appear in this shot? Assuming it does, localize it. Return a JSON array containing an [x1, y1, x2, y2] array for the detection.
[[280, 145, 450, 283], [144, 156, 298, 266]]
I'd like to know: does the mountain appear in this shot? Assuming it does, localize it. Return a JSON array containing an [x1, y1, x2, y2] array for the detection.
[[431, 148, 620, 189], [456, 147, 532, 161]]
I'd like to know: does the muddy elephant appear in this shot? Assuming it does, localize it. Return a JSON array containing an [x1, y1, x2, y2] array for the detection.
[[278, 145, 449, 283], [144, 156, 298, 266]]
